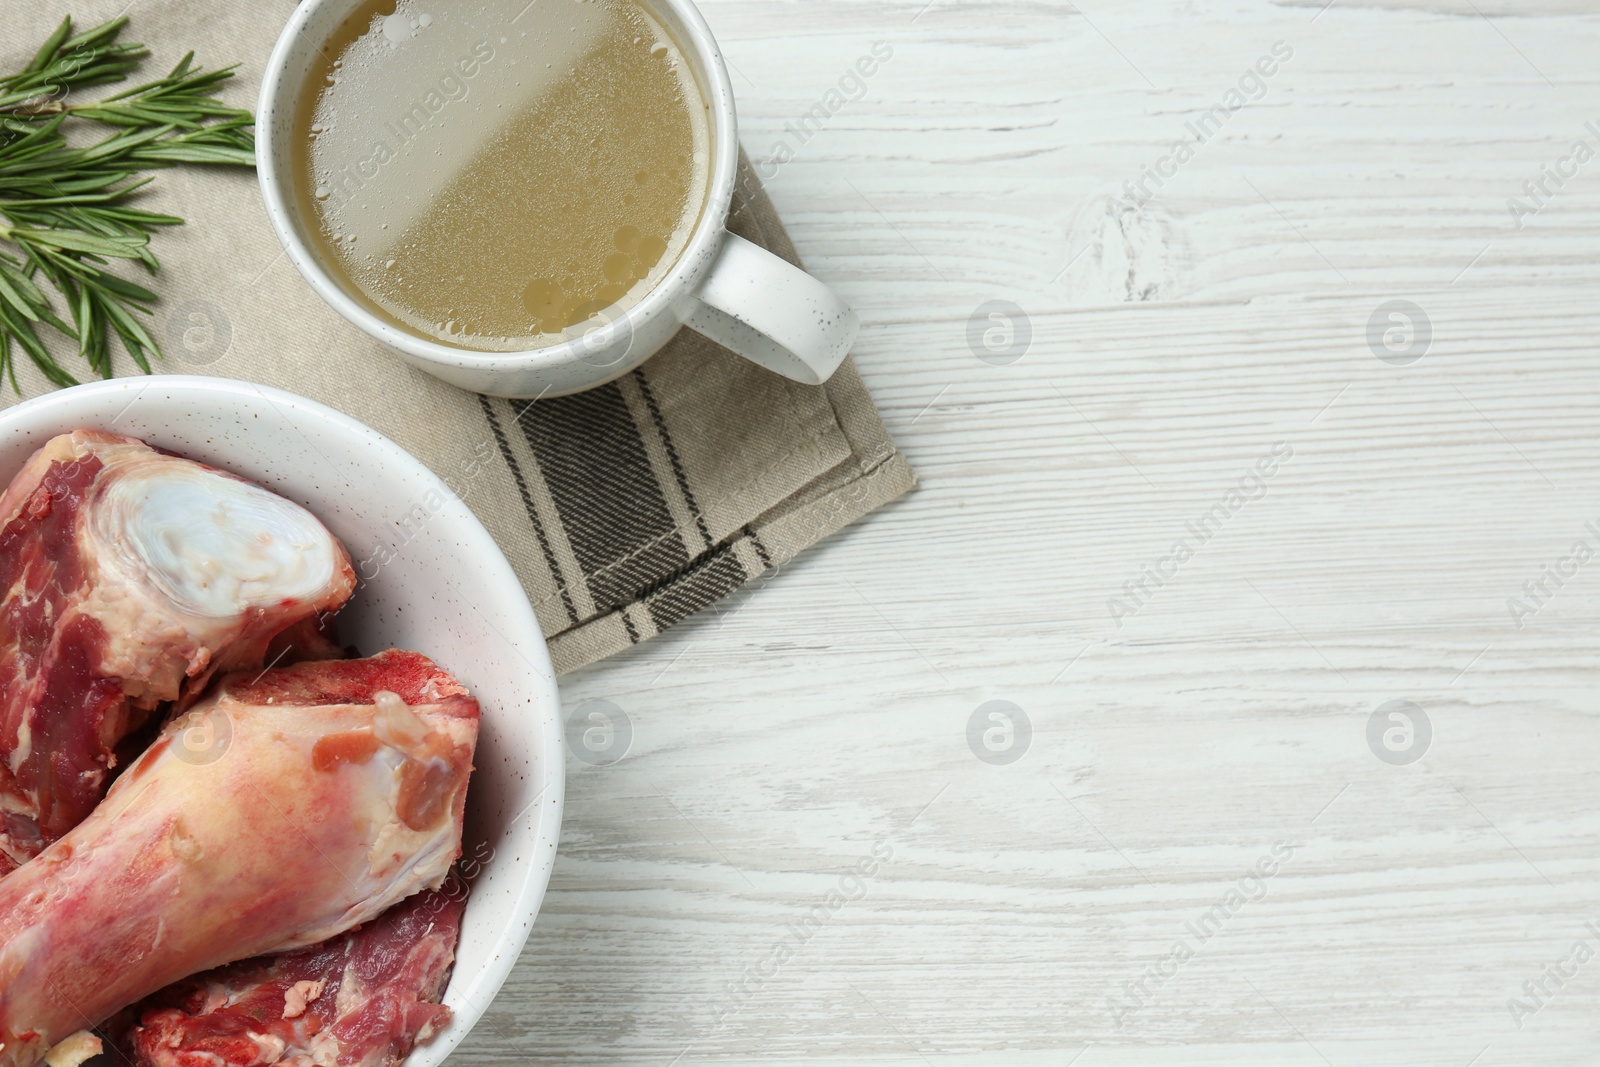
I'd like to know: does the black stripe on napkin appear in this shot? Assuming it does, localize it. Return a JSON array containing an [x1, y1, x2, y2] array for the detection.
[[744, 523, 773, 570], [641, 539, 752, 632], [520, 381, 690, 615], [479, 395, 579, 626], [636, 369, 711, 550]]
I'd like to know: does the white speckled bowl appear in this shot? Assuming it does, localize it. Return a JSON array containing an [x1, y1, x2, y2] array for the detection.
[[0, 376, 563, 1062]]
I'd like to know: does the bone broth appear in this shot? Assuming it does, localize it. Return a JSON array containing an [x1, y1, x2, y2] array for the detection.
[[292, 0, 711, 350]]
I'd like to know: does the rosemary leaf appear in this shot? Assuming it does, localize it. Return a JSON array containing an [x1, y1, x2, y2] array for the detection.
[[0, 15, 254, 388]]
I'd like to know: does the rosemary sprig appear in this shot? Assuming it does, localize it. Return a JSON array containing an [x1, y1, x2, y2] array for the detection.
[[0, 16, 254, 389]]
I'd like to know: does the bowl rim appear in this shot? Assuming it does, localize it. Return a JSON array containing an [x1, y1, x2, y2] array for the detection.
[[0, 375, 564, 1060]]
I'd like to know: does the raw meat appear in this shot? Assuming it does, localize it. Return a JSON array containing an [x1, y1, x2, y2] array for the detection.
[[264, 612, 351, 669], [0, 430, 356, 873], [119, 880, 465, 1067], [109, 632, 463, 1067], [0, 650, 478, 1067]]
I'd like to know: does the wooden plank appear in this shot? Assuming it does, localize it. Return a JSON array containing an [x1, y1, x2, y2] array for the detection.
[[501, 0, 1600, 1062], [4, 0, 1600, 1060]]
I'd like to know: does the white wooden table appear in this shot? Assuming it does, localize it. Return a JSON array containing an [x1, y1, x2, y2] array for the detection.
[[472, 0, 1600, 1063]]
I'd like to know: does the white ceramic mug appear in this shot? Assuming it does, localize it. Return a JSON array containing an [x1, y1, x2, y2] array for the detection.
[[257, 0, 859, 399]]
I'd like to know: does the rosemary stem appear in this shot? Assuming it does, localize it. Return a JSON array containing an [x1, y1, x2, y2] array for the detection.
[[0, 15, 253, 388]]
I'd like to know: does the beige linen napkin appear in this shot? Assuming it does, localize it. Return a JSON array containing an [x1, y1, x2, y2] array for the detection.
[[0, 4, 914, 674]]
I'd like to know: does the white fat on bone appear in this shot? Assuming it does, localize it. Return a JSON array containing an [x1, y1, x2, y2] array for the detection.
[[40, 1033, 98, 1067], [373, 690, 429, 750], [283, 979, 327, 1020], [90, 464, 338, 619]]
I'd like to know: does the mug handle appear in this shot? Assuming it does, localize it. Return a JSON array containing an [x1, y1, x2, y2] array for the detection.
[[680, 232, 859, 385]]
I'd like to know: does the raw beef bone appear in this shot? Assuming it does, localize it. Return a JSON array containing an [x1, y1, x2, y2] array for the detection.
[[0, 430, 357, 872], [120, 879, 466, 1067], [0, 649, 478, 1067]]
